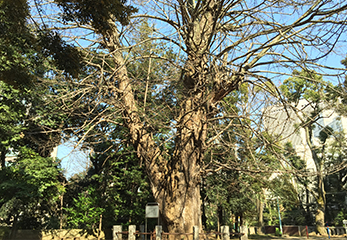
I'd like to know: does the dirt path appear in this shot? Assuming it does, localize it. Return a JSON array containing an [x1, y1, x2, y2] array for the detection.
[[248, 235, 347, 240]]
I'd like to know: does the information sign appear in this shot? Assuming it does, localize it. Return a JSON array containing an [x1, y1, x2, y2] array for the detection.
[[145, 203, 159, 218]]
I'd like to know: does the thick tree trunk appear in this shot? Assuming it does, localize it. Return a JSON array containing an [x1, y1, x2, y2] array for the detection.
[[158, 96, 206, 233], [161, 175, 202, 233], [315, 205, 326, 235]]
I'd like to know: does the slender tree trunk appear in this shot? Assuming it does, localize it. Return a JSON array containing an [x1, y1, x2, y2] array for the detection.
[[312, 157, 326, 235], [315, 174, 326, 235], [304, 188, 312, 223], [0, 148, 6, 169], [97, 214, 102, 240], [9, 214, 18, 239], [256, 193, 264, 234], [304, 126, 326, 235], [60, 195, 63, 230], [201, 178, 207, 229], [217, 205, 224, 232]]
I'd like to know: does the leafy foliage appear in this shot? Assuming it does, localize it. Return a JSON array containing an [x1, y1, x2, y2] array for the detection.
[[0, 82, 26, 157], [279, 70, 346, 231], [55, 0, 137, 33], [0, 0, 40, 88], [0, 147, 64, 229], [65, 186, 104, 230], [38, 31, 83, 78], [64, 131, 153, 231], [0, 0, 83, 88]]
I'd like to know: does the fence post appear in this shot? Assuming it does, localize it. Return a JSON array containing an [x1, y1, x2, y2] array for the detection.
[[239, 226, 248, 240], [221, 225, 229, 240], [193, 226, 199, 240], [129, 225, 136, 240], [140, 225, 145, 240], [113, 225, 122, 240], [155, 225, 162, 240]]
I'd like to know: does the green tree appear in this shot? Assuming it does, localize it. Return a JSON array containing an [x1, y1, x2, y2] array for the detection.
[[64, 140, 153, 236], [320, 55, 347, 227], [324, 140, 347, 225], [281, 142, 312, 224], [0, 82, 26, 168], [0, 147, 64, 232], [0, 0, 85, 233], [65, 185, 105, 234], [280, 70, 340, 234], [0, 0, 86, 161], [202, 87, 288, 231]]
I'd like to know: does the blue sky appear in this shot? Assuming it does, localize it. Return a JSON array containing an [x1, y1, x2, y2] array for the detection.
[[56, 142, 91, 179]]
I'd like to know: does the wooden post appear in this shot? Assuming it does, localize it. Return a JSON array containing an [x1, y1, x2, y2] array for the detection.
[[98, 214, 103, 240], [155, 225, 162, 240], [239, 226, 248, 240], [129, 225, 136, 240], [193, 226, 199, 240], [221, 226, 230, 240], [113, 225, 122, 240]]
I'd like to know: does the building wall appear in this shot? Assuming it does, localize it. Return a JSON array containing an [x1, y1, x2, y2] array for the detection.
[[263, 99, 347, 171], [263, 99, 347, 218]]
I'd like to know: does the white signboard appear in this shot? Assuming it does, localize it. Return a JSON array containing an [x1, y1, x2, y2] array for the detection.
[[145, 203, 159, 218]]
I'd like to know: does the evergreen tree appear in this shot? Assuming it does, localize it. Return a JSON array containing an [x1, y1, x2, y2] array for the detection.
[[279, 70, 340, 234], [0, 147, 64, 231], [0, 0, 81, 231]]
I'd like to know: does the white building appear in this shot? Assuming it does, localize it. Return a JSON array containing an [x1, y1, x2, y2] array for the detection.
[[262, 98, 347, 224], [263, 99, 347, 172]]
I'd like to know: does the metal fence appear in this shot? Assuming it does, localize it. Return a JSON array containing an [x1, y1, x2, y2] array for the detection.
[[112, 225, 247, 240]]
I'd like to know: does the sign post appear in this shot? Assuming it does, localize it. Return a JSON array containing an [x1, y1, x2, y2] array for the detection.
[[145, 202, 159, 240], [276, 197, 283, 236]]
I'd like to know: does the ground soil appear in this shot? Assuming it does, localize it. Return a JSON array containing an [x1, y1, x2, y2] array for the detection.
[[248, 234, 347, 240]]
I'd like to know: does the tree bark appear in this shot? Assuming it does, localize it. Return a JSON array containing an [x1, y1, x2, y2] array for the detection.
[[315, 197, 326, 235], [315, 174, 326, 235], [157, 94, 207, 232], [256, 193, 264, 234]]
